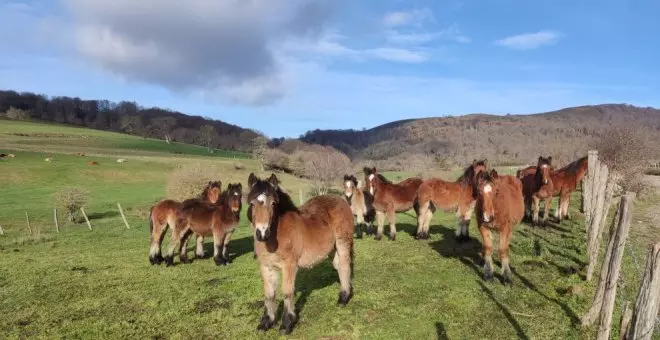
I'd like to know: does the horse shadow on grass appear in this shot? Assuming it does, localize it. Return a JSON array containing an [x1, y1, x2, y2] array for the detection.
[[199, 236, 254, 262], [435, 322, 449, 340], [87, 211, 120, 220]]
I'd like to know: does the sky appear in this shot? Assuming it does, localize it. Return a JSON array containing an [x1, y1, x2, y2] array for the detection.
[[1, 0, 659, 138]]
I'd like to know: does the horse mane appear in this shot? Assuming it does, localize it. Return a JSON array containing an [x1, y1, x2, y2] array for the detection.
[[560, 156, 588, 173], [457, 160, 486, 186], [376, 174, 392, 184], [248, 179, 298, 214]]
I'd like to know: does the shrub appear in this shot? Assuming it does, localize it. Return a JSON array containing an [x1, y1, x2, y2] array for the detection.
[[290, 146, 352, 195], [4, 107, 30, 121], [54, 187, 89, 223], [166, 163, 223, 201]]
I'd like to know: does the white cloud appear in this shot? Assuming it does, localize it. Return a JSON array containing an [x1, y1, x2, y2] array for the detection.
[[66, 0, 339, 106], [382, 8, 434, 27], [494, 30, 562, 50], [365, 48, 427, 63], [386, 24, 470, 45]]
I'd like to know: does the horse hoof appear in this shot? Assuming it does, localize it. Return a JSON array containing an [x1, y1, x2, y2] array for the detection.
[[214, 257, 227, 266], [279, 313, 296, 335], [374, 235, 382, 241], [257, 315, 274, 331], [181, 257, 192, 264], [389, 234, 396, 241], [484, 272, 494, 282], [337, 290, 353, 306], [164, 256, 174, 267], [356, 234, 363, 240]]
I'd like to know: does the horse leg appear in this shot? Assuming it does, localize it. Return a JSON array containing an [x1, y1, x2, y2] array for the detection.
[[195, 234, 205, 259], [222, 230, 234, 264], [523, 195, 532, 221], [459, 203, 474, 242], [164, 224, 183, 267], [213, 230, 227, 266], [387, 206, 397, 241], [499, 227, 513, 285], [149, 220, 166, 265], [416, 201, 427, 239], [280, 261, 298, 335], [532, 196, 540, 227], [375, 211, 386, 241], [257, 264, 279, 332], [542, 198, 551, 227], [335, 237, 354, 306], [179, 229, 193, 264], [355, 214, 364, 239], [478, 225, 494, 281], [562, 194, 571, 220]]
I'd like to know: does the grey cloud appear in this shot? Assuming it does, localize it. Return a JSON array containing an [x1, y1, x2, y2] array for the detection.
[[67, 0, 338, 105]]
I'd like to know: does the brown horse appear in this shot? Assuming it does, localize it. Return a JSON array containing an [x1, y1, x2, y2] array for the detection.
[[363, 167, 423, 241], [416, 159, 489, 241], [164, 183, 243, 266], [475, 169, 524, 284], [549, 156, 588, 220], [343, 175, 376, 239], [148, 181, 222, 264], [520, 156, 555, 226], [248, 173, 354, 335]]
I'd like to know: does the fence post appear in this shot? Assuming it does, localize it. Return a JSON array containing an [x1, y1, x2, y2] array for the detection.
[[25, 212, 32, 235], [80, 208, 92, 231], [299, 189, 304, 206], [625, 243, 660, 340], [619, 301, 633, 340], [581, 192, 635, 340], [54, 208, 60, 233], [0, 225, 4, 235], [117, 203, 130, 229], [584, 150, 599, 223], [586, 161, 610, 281]]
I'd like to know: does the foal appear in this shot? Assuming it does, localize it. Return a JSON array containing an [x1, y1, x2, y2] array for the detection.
[[475, 170, 524, 283], [248, 173, 354, 335], [416, 159, 488, 241], [548, 156, 588, 221], [164, 183, 243, 266], [148, 181, 222, 264], [343, 175, 376, 239], [363, 167, 423, 241], [521, 156, 555, 226]]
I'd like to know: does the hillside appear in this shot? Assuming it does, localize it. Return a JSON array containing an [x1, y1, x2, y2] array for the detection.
[[0, 90, 259, 152], [300, 104, 660, 166]]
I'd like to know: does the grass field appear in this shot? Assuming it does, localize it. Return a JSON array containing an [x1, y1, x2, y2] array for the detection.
[[1, 121, 658, 339]]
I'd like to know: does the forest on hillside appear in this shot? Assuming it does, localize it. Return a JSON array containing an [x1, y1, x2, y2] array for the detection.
[[0, 90, 259, 152]]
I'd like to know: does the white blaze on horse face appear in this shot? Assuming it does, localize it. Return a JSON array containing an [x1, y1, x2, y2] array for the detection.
[[483, 184, 492, 194], [233, 192, 239, 196], [369, 174, 375, 181], [257, 193, 266, 203]]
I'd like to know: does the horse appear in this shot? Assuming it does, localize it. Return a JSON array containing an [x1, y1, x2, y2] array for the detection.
[[342, 175, 376, 239], [416, 159, 489, 241], [475, 169, 524, 284], [520, 156, 554, 226], [363, 167, 423, 241], [248, 173, 354, 335], [148, 181, 222, 265], [548, 156, 588, 221], [163, 183, 243, 266]]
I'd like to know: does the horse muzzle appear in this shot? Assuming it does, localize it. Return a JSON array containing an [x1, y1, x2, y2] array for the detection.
[[255, 225, 271, 242]]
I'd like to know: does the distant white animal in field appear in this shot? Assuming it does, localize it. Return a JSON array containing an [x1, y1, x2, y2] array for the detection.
[[8, 154, 15, 158], [45, 157, 52, 162], [117, 158, 126, 163]]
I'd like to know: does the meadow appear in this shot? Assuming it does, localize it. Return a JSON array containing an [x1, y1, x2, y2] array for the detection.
[[0, 121, 658, 339]]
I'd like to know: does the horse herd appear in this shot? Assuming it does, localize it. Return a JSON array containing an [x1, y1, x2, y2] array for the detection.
[[147, 155, 588, 334]]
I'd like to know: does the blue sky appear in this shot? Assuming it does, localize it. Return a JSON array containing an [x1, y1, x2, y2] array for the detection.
[[1, 0, 658, 137]]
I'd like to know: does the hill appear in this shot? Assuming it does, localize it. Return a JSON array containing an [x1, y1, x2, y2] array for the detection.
[[0, 90, 259, 153], [300, 104, 660, 166]]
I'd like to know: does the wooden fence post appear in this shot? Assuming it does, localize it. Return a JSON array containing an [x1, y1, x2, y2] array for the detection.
[[117, 203, 130, 229], [25, 212, 32, 235], [299, 189, 304, 206], [581, 192, 635, 340], [586, 161, 610, 281], [584, 150, 599, 222], [54, 208, 60, 233], [0, 225, 4, 236], [80, 208, 92, 231], [624, 243, 660, 340], [619, 301, 633, 340]]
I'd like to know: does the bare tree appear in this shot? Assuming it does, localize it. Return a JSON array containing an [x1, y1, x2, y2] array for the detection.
[[119, 115, 142, 135], [292, 146, 352, 195], [4, 107, 30, 120], [199, 124, 216, 151], [151, 116, 177, 144], [252, 135, 269, 171]]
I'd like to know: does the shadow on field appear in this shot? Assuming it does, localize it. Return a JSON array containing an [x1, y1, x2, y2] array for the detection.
[[426, 225, 483, 277], [88, 211, 120, 220], [295, 259, 340, 315], [435, 322, 449, 340], [477, 281, 529, 340], [511, 268, 580, 325], [201, 236, 254, 261]]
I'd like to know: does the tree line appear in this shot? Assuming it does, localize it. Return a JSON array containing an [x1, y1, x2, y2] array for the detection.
[[0, 90, 259, 152]]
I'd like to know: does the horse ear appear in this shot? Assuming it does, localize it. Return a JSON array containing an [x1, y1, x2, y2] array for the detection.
[[548, 156, 553, 164], [372, 167, 377, 173], [268, 174, 279, 187], [483, 159, 488, 166], [237, 183, 242, 190], [473, 159, 477, 165], [248, 173, 257, 187], [490, 169, 499, 178]]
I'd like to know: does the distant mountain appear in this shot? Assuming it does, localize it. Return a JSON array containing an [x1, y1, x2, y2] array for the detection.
[[300, 104, 660, 166], [0, 90, 259, 152]]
